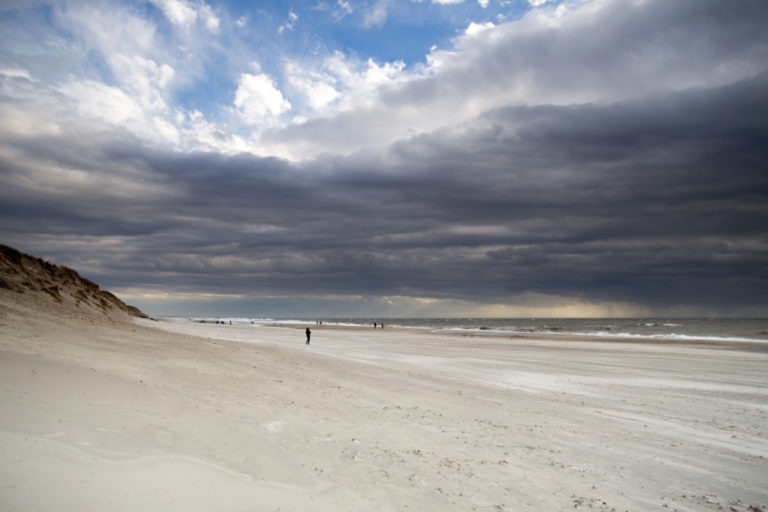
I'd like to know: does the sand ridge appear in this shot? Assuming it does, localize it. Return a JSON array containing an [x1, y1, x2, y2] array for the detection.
[[0, 244, 146, 322]]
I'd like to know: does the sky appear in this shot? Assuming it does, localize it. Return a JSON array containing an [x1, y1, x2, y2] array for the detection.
[[1, 0, 767, 318]]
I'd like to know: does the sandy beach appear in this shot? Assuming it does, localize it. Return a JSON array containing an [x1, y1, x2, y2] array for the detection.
[[2, 299, 767, 511]]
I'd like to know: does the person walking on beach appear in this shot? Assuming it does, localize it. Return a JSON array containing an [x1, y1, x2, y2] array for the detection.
[[305, 327, 311, 345]]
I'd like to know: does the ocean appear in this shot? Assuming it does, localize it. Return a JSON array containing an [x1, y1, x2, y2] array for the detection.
[[177, 317, 768, 344]]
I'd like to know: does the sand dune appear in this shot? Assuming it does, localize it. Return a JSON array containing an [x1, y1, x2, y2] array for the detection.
[[0, 244, 146, 322]]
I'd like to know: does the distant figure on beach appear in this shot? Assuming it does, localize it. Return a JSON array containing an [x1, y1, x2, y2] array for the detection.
[[374, 322, 377, 329], [381, 322, 384, 329], [306, 327, 311, 345]]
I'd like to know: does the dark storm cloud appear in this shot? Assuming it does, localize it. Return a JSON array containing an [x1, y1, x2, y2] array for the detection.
[[1, 0, 767, 315], [2, 71, 767, 312]]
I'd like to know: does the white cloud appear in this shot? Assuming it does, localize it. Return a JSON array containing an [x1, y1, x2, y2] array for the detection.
[[0, 67, 32, 80], [432, 0, 464, 4], [321, 51, 407, 109], [362, 58, 406, 86], [177, 110, 251, 154], [6, 0, 252, 153], [308, 83, 341, 111], [56, 77, 191, 149], [0, 66, 39, 99], [464, 21, 495, 36], [152, 116, 180, 144], [478, 0, 490, 8], [42, 1, 229, 153], [150, 0, 218, 32], [59, 79, 142, 125], [337, 0, 353, 14], [234, 71, 292, 123], [528, 0, 552, 5], [107, 54, 175, 111], [278, 10, 299, 34], [363, 0, 391, 28], [329, 0, 354, 21], [282, 50, 410, 119], [61, 2, 157, 55], [236, 15, 248, 27], [152, 0, 197, 28], [285, 61, 341, 112], [200, 3, 220, 32]]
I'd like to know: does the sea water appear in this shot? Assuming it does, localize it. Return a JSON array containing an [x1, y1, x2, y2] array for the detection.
[[178, 317, 768, 344]]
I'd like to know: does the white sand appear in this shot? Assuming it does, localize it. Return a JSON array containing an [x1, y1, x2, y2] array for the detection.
[[1, 306, 767, 511]]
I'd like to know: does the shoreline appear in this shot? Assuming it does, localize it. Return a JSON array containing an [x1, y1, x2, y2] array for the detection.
[[166, 316, 768, 349], [167, 315, 768, 344]]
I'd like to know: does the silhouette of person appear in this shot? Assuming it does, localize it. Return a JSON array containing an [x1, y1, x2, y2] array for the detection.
[[306, 327, 311, 344]]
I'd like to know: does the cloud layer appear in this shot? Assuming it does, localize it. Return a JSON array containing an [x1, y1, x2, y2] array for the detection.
[[1, 0, 767, 316]]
